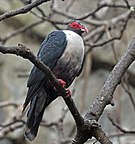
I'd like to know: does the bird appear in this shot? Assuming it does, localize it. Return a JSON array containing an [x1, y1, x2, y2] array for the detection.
[[23, 20, 88, 141]]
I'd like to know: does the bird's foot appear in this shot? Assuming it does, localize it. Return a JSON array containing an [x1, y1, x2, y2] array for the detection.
[[64, 89, 71, 98], [58, 79, 71, 98], [58, 79, 66, 87]]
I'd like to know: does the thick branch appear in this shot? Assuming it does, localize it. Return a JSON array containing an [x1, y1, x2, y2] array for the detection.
[[71, 37, 135, 144], [0, 44, 84, 127], [92, 127, 113, 144], [85, 37, 135, 121], [1, 36, 135, 143]]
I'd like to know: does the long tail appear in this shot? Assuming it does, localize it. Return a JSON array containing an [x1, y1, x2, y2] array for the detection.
[[24, 86, 47, 141], [24, 85, 58, 141]]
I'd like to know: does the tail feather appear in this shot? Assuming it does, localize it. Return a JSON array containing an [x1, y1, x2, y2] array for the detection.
[[24, 85, 59, 141], [24, 87, 47, 141], [25, 104, 46, 141], [23, 82, 44, 112]]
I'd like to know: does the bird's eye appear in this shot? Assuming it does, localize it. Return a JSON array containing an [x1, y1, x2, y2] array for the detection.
[[71, 22, 77, 27]]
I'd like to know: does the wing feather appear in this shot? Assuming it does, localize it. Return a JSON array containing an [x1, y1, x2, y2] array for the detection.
[[23, 31, 67, 111], [27, 30, 67, 87]]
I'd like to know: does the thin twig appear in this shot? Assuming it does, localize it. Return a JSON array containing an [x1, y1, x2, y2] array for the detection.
[[108, 113, 135, 134], [86, 11, 130, 53], [0, 20, 44, 44], [0, 0, 50, 22], [0, 101, 21, 108]]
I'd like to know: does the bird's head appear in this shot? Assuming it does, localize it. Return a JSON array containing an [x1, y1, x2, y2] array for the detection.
[[67, 20, 88, 36]]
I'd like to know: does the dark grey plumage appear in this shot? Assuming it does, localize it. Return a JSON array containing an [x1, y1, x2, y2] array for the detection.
[[23, 21, 87, 141], [24, 31, 67, 141]]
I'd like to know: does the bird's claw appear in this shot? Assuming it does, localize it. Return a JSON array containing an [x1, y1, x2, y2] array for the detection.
[[58, 79, 71, 98], [58, 79, 66, 87], [64, 89, 71, 98]]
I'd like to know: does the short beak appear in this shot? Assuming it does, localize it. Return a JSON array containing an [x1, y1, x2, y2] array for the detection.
[[81, 27, 89, 33]]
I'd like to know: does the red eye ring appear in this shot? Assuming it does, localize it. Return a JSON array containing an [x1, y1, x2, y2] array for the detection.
[[71, 22, 77, 27]]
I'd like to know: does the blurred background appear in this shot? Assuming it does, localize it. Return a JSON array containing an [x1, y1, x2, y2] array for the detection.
[[0, 0, 135, 143]]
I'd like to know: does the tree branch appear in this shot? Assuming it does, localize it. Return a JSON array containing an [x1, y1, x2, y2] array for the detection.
[[0, 44, 84, 127], [0, 120, 25, 140], [108, 113, 135, 134], [85, 37, 135, 121], [0, 0, 135, 143], [70, 37, 135, 144], [0, 101, 20, 108], [1, 36, 135, 143], [0, 19, 44, 44], [0, 0, 50, 22]]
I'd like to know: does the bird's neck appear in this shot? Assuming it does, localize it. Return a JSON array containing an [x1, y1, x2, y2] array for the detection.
[[66, 27, 83, 36]]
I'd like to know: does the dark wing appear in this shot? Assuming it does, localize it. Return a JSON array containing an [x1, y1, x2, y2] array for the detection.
[[23, 31, 67, 111], [27, 30, 67, 87]]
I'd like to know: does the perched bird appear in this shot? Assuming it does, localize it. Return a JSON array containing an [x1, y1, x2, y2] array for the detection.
[[23, 20, 88, 141]]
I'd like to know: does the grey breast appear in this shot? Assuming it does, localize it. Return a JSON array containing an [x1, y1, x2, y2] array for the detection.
[[52, 30, 84, 87]]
